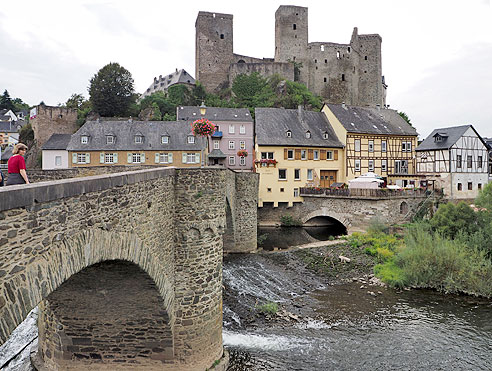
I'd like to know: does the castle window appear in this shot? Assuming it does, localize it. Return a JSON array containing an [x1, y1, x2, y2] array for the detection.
[[324, 77, 327, 82], [314, 59, 317, 63], [342, 74, 345, 81], [293, 24, 297, 30], [325, 59, 327, 64], [365, 56, 368, 60], [348, 46, 351, 53], [238, 60, 246, 64], [220, 34, 224, 39], [320, 45, 324, 52], [457, 183, 462, 191], [337, 51, 340, 59]]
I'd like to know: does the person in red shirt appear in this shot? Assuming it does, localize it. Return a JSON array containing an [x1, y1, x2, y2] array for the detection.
[[6, 143, 30, 185]]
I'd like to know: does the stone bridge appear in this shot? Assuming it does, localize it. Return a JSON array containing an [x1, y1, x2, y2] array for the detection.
[[259, 191, 428, 232], [0, 167, 258, 370]]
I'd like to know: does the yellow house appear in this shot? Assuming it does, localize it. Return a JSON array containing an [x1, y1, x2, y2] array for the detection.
[[322, 103, 419, 186], [255, 107, 345, 207], [67, 120, 207, 168]]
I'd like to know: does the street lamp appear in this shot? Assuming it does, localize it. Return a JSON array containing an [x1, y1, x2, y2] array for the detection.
[[199, 102, 207, 116]]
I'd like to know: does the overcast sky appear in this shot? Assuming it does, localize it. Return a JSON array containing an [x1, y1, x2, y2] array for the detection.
[[1, 0, 491, 138]]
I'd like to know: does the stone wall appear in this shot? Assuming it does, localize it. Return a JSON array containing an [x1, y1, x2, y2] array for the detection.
[[229, 62, 294, 85]]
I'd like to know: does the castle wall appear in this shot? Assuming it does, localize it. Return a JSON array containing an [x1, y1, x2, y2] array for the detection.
[[30, 105, 78, 148], [229, 62, 294, 84]]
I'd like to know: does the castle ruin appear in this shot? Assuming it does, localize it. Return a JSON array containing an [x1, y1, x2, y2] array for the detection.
[[196, 5, 387, 107]]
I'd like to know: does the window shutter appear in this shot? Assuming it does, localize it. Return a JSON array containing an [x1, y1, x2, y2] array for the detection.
[[100, 153, 105, 164], [334, 150, 339, 160], [308, 149, 314, 160], [182, 153, 187, 164], [155, 153, 160, 163], [85, 153, 90, 163], [195, 152, 200, 164], [72, 153, 77, 164], [295, 149, 301, 160], [113, 153, 118, 163], [127, 153, 132, 163], [320, 150, 326, 160], [284, 149, 288, 160], [141, 153, 145, 163], [168, 153, 173, 163]]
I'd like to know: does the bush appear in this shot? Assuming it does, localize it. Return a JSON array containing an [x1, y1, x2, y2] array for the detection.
[[280, 215, 302, 227], [347, 230, 401, 262], [256, 302, 279, 315], [429, 202, 481, 239]]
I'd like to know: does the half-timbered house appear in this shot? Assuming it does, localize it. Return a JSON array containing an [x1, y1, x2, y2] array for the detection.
[[416, 125, 489, 199], [322, 103, 419, 186]]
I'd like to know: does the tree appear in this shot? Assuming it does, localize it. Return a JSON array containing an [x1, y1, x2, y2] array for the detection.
[[398, 111, 412, 127], [65, 93, 86, 109], [0, 90, 15, 111], [89, 62, 135, 117], [429, 202, 481, 239], [150, 102, 162, 120], [232, 73, 275, 109]]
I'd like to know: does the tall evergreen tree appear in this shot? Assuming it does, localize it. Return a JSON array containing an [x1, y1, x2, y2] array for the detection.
[[0, 90, 15, 111]]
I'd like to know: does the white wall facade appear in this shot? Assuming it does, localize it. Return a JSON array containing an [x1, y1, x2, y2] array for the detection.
[[42, 150, 69, 170]]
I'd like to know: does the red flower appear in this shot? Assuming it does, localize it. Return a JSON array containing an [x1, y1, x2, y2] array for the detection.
[[191, 118, 216, 136], [237, 150, 248, 157]]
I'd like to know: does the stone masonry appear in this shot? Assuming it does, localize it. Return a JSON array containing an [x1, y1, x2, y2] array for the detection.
[[0, 167, 257, 370]]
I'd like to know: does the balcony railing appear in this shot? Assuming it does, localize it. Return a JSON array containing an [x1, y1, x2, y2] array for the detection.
[[300, 187, 433, 198]]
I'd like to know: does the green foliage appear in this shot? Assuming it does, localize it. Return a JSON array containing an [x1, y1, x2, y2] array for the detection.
[[256, 302, 278, 315], [232, 72, 275, 110], [0, 90, 15, 111], [64, 93, 92, 126], [429, 202, 481, 239], [150, 102, 162, 120], [89, 62, 135, 117], [347, 229, 401, 263], [18, 122, 34, 145], [374, 261, 406, 288], [65, 93, 86, 109], [398, 111, 412, 127], [257, 233, 268, 245], [274, 80, 322, 110], [287, 59, 303, 82], [280, 215, 302, 227], [475, 182, 492, 210], [12, 97, 30, 112]]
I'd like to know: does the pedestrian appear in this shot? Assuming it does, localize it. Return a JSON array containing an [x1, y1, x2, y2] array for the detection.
[[6, 143, 30, 185], [0, 168, 4, 186]]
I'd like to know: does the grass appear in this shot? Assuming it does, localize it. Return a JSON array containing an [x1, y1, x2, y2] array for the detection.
[[256, 301, 279, 315]]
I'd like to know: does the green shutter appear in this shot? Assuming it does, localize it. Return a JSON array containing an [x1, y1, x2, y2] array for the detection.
[[182, 153, 187, 164], [155, 153, 160, 163], [72, 153, 77, 164], [195, 152, 200, 164], [113, 153, 118, 163], [85, 153, 90, 163], [168, 153, 173, 163], [100, 153, 105, 164], [127, 153, 132, 163], [141, 153, 145, 163]]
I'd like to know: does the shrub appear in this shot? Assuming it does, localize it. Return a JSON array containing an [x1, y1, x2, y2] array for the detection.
[[374, 261, 407, 288], [280, 215, 302, 227], [429, 202, 481, 239], [256, 302, 278, 315]]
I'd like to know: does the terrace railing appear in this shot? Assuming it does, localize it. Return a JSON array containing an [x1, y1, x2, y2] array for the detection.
[[300, 187, 433, 198]]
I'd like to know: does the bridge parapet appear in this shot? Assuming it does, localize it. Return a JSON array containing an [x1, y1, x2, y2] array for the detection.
[[300, 187, 432, 199]]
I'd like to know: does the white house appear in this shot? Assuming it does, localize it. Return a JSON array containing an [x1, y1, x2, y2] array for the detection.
[[416, 125, 489, 199], [41, 134, 72, 170]]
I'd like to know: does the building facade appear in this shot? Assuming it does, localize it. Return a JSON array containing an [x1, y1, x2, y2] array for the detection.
[[196, 5, 386, 107], [416, 125, 489, 199], [41, 134, 71, 170], [67, 120, 207, 168], [140, 69, 195, 99], [255, 107, 345, 207], [177, 106, 254, 171], [322, 103, 419, 186]]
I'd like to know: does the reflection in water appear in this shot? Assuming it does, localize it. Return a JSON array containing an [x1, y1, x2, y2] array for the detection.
[[259, 225, 345, 250]]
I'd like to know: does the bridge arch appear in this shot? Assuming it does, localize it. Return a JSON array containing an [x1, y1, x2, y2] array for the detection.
[[301, 209, 350, 232]]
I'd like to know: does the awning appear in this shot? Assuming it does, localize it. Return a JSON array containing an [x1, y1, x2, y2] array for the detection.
[[208, 149, 227, 159]]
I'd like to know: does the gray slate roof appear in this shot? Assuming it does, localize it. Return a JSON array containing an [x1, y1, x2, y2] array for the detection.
[[208, 149, 227, 158], [1, 147, 12, 161], [0, 121, 22, 132], [177, 106, 253, 122], [42, 134, 72, 150], [416, 125, 484, 151], [255, 107, 344, 148], [67, 120, 207, 151], [142, 69, 195, 97], [325, 103, 417, 136]]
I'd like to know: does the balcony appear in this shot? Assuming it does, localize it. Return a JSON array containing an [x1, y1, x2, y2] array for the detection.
[[254, 159, 278, 168], [300, 187, 433, 199], [211, 131, 223, 138]]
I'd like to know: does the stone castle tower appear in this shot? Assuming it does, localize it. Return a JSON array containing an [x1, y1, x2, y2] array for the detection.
[[196, 5, 386, 107]]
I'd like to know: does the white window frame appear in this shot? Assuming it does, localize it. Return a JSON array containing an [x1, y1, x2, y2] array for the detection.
[[132, 153, 142, 164], [55, 156, 62, 166], [407, 141, 412, 152], [368, 159, 374, 172], [278, 169, 287, 180], [161, 136, 169, 144], [305, 131, 311, 139], [159, 153, 169, 164], [240, 125, 246, 134], [186, 153, 196, 164], [188, 136, 195, 144], [354, 139, 361, 152], [478, 156, 483, 168], [239, 140, 246, 150], [213, 140, 220, 150], [294, 169, 300, 180], [77, 153, 87, 164], [368, 140, 374, 153], [355, 159, 361, 172], [135, 136, 143, 144], [326, 151, 333, 160], [382, 159, 387, 172], [307, 169, 313, 181], [81, 136, 88, 144], [382, 140, 387, 153], [229, 141, 235, 150], [395, 160, 408, 174], [105, 153, 115, 164], [402, 142, 406, 152], [229, 156, 235, 165], [313, 150, 319, 160], [293, 188, 299, 198], [261, 152, 274, 160], [229, 124, 235, 134], [287, 150, 294, 160], [240, 156, 246, 166], [323, 132, 329, 139], [106, 136, 114, 144], [286, 130, 292, 138], [301, 150, 307, 160]]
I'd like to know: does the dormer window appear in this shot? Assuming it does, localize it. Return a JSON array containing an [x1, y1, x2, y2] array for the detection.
[[305, 131, 311, 139], [135, 135, 143, 144], [323, 132, 329, 139], [434, 135, 442, 142], [161, 135, 169, 144], [81, 135, 89, 144], [106, 135, 115, 144], [188, 135, 195, 144], [286, 130, 292, 138]]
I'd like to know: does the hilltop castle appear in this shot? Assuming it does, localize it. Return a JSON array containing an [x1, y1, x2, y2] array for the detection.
[[196, 5, 387, 107]]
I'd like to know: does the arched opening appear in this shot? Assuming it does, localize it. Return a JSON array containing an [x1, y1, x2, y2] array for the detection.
[[303, 216, 347, 239], [35, 260, 173, 369], [223, 198, 235, 250], [400, 201, 409, 215], [237, 59, 246, 64]]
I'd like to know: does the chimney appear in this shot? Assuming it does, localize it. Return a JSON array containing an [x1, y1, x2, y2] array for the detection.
[[342, 102, 346, 109], [297, 105, 304, 122], [376, 104, 381, 111]]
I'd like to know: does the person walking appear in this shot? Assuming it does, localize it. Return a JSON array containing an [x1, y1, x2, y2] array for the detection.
[[6, 143, 30, 185]]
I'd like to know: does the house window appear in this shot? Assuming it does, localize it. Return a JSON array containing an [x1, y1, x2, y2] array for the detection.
[[215, 125, 220, 132], [468, 182, 473, 190], [188, 136, 195, 144], [213, 140, 220, 149], [326, 151, 333, 160], [457, 183, 462, 191], [382, 159, 387, 172], [286, 130, 292, 138], [81, 136, 88, 144], [368, 140, 374, 152], [382, 140, 387, 152], [135, 135, 143, 144], [323, 132, 329, 139], [161, 136, 169, 144], [407, 141, 412, 152], [55, 156, 62, 166], [261, 152, 274, 159], [301, 150, 307, 160], [307, 169, 313, 180], [313, 150, 319, 160], [105, 153, 115, 164], [267, 188, 272, 192], [229, 124, 235, 134], [287, 150, 294, 160], [280, 188, 285, 193], [229, 156, 235, 165], [402, 142, 406, 152], [229, 141, 235, 149], [77, 153, 87, 164], [159, 153, 170, 163], [478, 183, 482, 190], [467, 155, 472, 168], [294, 188, 299, 198], [240, 141, 246, 150], [106, 136, 114, 144], [294, 169, 300, 180], [355, 159, 361, 172], [478, 156, 483, 168], [457, 155, 462, 168], [132, 153, 142, 163], [435, 136, 442, 142], [240, 156, 246, 166], [240, 125, 246, 134], [305, 131, 311, 139], [279, 169, 287, 180], [355, 139, 361, 152], [395, 160, 408, 174], [186, 153, 197, 163], [368, 159, 374, 172]]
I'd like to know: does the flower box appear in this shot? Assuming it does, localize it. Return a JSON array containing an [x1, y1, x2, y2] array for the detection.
[[237, 150, 248, 157], [191, 118, 216, 136]]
